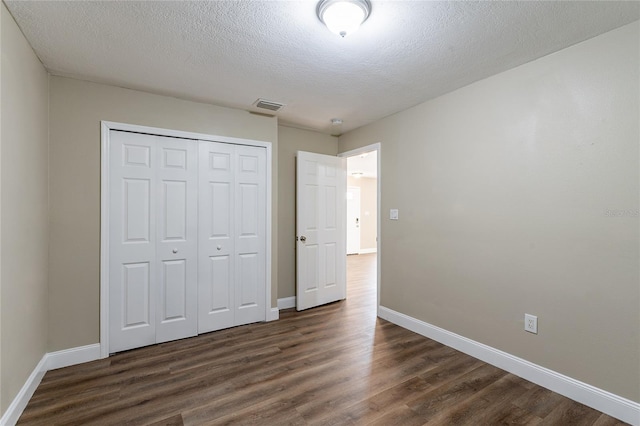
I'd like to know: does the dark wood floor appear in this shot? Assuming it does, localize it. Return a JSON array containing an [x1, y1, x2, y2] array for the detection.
[[19, 254, 625, 425]]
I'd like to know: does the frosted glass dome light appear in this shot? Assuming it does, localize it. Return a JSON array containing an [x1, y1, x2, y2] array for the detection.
[[317, 0, 371, 38]]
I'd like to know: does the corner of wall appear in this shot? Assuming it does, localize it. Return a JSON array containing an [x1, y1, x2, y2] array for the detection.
[[45, 72, 52, 353], [0, 2, 52, 415]]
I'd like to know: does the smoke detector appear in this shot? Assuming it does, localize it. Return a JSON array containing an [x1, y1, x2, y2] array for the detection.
[[330, 118, 343, 136]]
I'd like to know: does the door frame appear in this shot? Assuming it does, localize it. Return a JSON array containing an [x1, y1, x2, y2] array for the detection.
[[338, 143, 381, 315], [100, 121, 273, 358]]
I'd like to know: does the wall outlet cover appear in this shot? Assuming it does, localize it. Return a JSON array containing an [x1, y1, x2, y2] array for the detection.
[[525, 314, 538, 334]]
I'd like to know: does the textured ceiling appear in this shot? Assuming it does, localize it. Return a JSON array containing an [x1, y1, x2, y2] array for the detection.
[[5, 1, 639, 135]]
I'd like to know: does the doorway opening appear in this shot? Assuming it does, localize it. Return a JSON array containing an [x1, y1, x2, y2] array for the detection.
[[295, 145, 379, 314], [340, 145, 380, 314]]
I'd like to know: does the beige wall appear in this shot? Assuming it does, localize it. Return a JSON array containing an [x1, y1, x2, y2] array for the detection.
[[347, 176, 377, 251], [339, 22, 640, 401], [48, 76, 278, 351], [1, 3, 50, 413], [277, 126, 338, 300]]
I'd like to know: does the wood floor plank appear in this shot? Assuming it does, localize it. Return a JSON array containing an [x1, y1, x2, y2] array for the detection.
[[593, 414, 630, 426], [422, 374, 530, 425], [17, 254, 628, 426], [407, 363, 508, 419], [513, 386, 570, 419], [313, 377, 432, 425], [365, 404, 426, 426], [539, 398, 607, 426], [147, 414, 184, 426], [485, 404, 544, 426]]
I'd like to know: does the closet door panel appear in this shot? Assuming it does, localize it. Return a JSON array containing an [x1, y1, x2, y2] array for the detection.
[[209, 255, 232, 311], [110, 131, 269, 352], [234, 145, 266, 326], [238, 253, 259, 307], [161, 259, 187, 319], [156, 137, 198, 343], [198, 142, 235, 332], [122, 262, 152, 328], [109, 131, 157, 353], [123, 178, 151, 243]]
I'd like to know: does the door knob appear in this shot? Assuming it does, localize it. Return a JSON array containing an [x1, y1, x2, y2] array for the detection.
[[300, 236, 306, 242], [172, 248, 178, 254], [217, 245, 222, 251]]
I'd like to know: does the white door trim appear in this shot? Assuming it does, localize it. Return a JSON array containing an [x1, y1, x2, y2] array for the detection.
[[338, 143, 381, 315], [100, 121, 273, 358]]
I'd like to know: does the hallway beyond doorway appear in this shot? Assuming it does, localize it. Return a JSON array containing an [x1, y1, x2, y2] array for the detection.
[[346, 253, 377, 309]]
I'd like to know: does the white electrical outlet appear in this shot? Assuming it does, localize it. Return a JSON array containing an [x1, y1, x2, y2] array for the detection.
[[524, 314, 538, 334]]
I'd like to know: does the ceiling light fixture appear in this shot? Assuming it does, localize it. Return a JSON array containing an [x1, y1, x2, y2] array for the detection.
[[317, 0, 371, 38]]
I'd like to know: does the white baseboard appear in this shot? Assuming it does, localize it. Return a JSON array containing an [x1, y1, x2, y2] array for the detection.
[[0, 344, 101, 426], [277, 296, 296, 310], [359, 248, 377, 254], [0, 355, 47, 426], [267, 307, 279, 321], [46, 344, 101, 371], [378, 306, 640, 426]]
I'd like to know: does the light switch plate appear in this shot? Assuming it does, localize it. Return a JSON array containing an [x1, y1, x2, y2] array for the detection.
[[390, 209, 399, 220]]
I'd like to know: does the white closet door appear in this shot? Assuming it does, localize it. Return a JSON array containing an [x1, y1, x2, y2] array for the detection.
[[198, 142, 235, 332], [234, 145, 267, 326], [109, 131, 198, 353], [198, 142, 266, 333], [155, 136, 198, 343], [109, 131, 157, 352]]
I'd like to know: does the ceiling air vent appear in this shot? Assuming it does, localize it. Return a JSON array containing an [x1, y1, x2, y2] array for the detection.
[[253, 98, 285, 113]]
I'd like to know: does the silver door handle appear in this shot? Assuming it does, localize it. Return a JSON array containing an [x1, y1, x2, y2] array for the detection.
[[172, 248, 178, 254], [300, 236, 306, 242]]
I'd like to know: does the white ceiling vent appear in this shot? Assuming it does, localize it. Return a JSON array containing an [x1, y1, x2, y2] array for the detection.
[[253, 98, 285, 114]]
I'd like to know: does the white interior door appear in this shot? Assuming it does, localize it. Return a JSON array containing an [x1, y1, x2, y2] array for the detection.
[[109, 131, 198, 352], [198, 142, 266, 333], [346, 186, 361, 255], [296, 151, 346, 311]]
